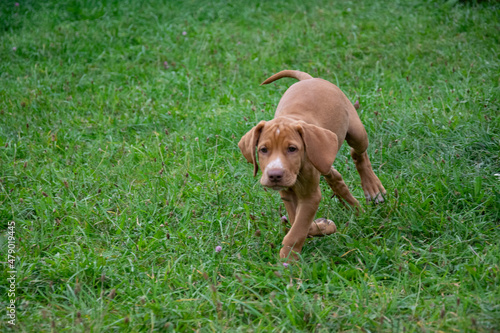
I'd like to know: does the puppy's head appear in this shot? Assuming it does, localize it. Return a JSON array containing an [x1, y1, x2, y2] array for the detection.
[[238, 118, 339, 190]]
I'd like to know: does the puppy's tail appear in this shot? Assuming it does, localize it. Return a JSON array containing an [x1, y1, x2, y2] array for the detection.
[[260, 70, 313, 85]]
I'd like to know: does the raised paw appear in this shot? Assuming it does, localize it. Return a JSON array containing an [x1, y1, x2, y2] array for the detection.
[[308, 218, 337, 237]]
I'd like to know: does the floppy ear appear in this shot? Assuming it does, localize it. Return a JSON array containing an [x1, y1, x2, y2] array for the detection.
[[238, 121, 266, 177], [296, 122, 339, 175]]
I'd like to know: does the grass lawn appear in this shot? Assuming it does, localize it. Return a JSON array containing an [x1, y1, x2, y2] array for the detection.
[[1, 0, 499, 331]]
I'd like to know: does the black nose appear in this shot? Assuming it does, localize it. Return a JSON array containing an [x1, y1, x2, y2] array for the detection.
[[267, 169, 284, 182]]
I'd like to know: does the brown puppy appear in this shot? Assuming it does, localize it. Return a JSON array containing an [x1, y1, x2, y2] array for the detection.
[[239, 70, 386, 260]]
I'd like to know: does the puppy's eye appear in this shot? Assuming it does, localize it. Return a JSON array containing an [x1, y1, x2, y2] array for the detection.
[[259, 147, 268, 154], [288, 146, 298, 153]]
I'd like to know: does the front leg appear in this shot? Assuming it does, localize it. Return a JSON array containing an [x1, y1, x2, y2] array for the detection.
[[279, 187, 321, 260], [280, 189, 298, 226], [281, 189, 334, 238]]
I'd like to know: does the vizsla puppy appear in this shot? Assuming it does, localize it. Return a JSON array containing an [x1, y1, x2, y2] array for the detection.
[[239, 70, 386, 260]]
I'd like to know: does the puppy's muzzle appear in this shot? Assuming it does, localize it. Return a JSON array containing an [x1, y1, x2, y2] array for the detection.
[[267, 168, 284, 183]]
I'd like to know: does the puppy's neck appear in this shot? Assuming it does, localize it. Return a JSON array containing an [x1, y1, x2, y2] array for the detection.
[[292, 159, 321, 198]]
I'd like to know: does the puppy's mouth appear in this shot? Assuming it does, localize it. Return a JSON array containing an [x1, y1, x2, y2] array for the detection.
[[269, 185, 287, 191], [260, 178, 295, 191]]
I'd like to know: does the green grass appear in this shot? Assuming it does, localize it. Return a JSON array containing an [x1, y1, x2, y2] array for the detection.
[[1, 0, 499, 331]]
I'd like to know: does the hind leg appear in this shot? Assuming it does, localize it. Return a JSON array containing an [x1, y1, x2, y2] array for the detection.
[[350, 149, 386, 203], [324, 167, 360, 207], [345, 112, 386, 203]]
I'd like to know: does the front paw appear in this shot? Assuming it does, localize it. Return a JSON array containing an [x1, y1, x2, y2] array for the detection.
[[279, 246, 299, 261], [308, 218, 337, 237]]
